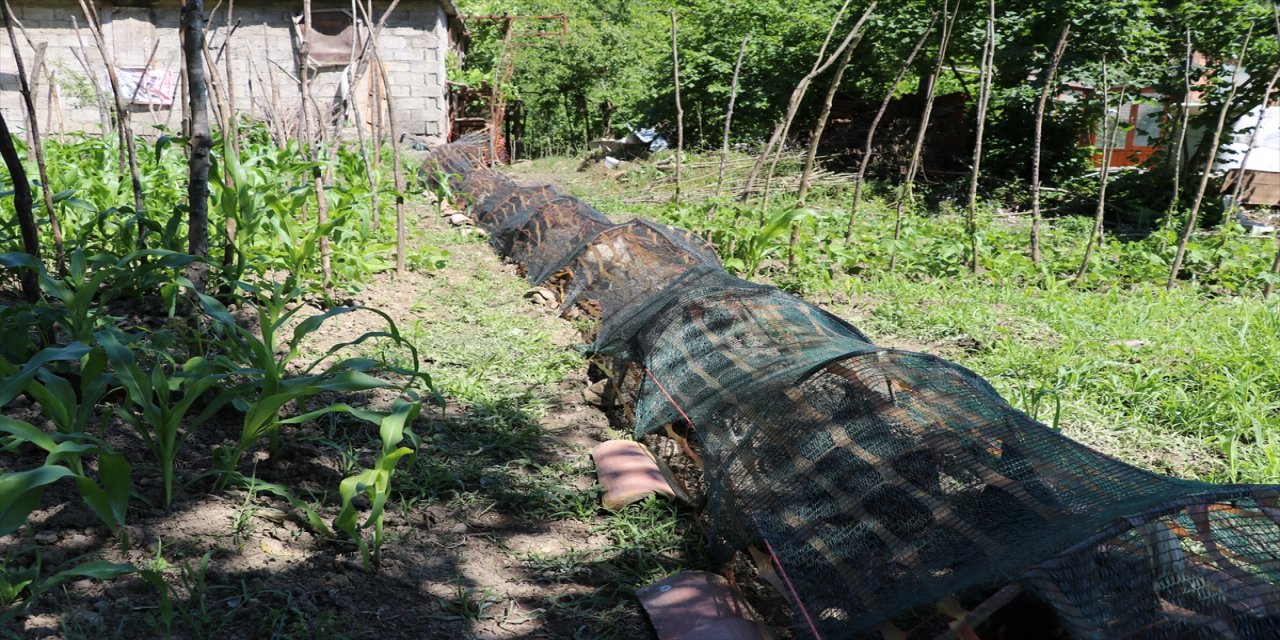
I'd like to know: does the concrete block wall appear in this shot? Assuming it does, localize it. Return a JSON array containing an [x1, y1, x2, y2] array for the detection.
[[0, 0, 449, 145]]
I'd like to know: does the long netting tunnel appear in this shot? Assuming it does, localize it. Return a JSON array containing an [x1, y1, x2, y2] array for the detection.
[[423, 135, 1280, 640]]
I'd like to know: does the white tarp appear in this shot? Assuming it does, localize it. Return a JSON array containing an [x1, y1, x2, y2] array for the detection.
[[1218, 105, 1280, 173]]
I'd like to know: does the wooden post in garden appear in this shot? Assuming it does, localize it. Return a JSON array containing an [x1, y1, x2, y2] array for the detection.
[[789, 10, 872, 266], [713, 35, 748, 206], [2, 0, 64, 273], [182, 0, 212, 292], [738, 0, 852, 201], [889, 0, 957, 272], [761, 3, 875, 204], [846, 14, 936, 243], [1076, 58, 1124, 281], [1159, 29, 1194, 250], [299, 0, 333, 289], [1029, 23, 1070, 265], [78, 0, 147, 239], [964, 0, 996, 274], [0, 111, 40, 303], [670, 10, 683, 204], [1167, 27, 1253, 290]]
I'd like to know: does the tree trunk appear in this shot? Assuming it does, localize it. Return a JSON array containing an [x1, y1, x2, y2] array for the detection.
[[845, 13, 937, 243], [964, 0, 996, 274], [0, 111, 40, 302], [1029, 23, 1070, 265], [889, 0, 958, 272], [1167, 27, 1253, 290], [713, 35, 749, 206], [1159, 29, 1195, 250], [670, 10, 684, 204], [738, 0, 853, 200], [2, 0, 63, 273], [182, 0, 212, 292], [761, 3, 876, 203], [1076, 58, 1124, 281]]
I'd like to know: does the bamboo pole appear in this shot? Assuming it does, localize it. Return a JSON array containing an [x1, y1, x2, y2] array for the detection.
[[1168, 27, 1253, 290], [1076, 58, 1126, 280], [845, 14, 936, 243], [670, 10, 684, 204], [2, 0, 63, 273], [1029, 23, 1071, 264], [713, 35, 748, 206], [739, 0, 853, 200], [965, 0, 996, 274], [889, 0, 958, 272], [0, 110, 40, 302], [182, 0, 212, 292], [761, 3, 876, 204]]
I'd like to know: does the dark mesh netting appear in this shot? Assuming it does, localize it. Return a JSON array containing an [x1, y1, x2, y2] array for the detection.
[[458, 171, 518, 215], [501, 198, 614, 283], [427, 138, 1280, 640], [541, 219, 720, 333], [475, 184, 563, 232]]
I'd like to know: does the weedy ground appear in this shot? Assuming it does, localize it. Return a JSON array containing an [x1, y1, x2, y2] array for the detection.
[[2, 208, 703, 640]]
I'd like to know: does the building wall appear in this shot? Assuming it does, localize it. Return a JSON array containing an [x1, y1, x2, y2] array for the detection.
[[0, 0, 449, 145]]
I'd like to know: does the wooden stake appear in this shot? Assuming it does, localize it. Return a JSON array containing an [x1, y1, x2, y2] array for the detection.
[[299, 0, 332, 290], [1029, 23, 1070, 265], [845, 14, 936, 243], [739, 0, 853, 200], [2, 0, 63, 273], [1159, 29, 1195, 250], [713, 35, 748, 206], [78, 0, 147, 246], [182, 0, 212, 291], [964, 0, 996, 274], [889, 0, 958, 272], [1168, 27, 1253, 290], [0, 110, 40, 302], [788, 13, 871, 266], [1076, 58, 1125, 281], [761, 3, 876, 204], [670, 10, 683, 204], [376, 56, 407, 276]]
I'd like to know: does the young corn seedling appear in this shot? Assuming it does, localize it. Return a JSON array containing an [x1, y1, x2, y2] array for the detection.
[[334, 398, 422, 568], [0, 417, 131, 539], [97, 330, 236, 508], [189, 280, 432, 488]]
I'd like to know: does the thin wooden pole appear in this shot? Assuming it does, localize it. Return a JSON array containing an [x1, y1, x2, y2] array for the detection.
[[1158, 29, 1195, 251], [713, 35, 748, 206], [846, 14, 936, 243], [889, 0, 958, 272], [2, 0, 63, 273], [376, 56, 407, 276], [1168, 27, 1253, 290], [77, 0, 147, 234], [761, 3, 876, 204], [739, 0, 853, 200], [670, 10, 683, 204], [1077, 58, 1125, 280], [1029, 23, 1070, 265], [965, 0, 996, 274], [182, 0, 212, 291], [300, 0, 332, 289], [0, 110, 40, 302], [69, 17, 111, 137]]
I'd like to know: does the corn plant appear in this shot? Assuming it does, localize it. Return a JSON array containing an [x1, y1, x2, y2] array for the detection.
[[189, 280, 432, 487], [0, 558, 134, 626], [334, 398, 422, 567], [97, 330, 235, 508], [0, 417, 131, 538]]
